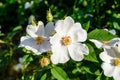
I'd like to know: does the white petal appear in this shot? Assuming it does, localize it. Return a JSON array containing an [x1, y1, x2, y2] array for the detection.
[[101, 62, 115, 77], [68, 43, 89, 61], [50, 45, 69, 64], [50, 33, 62, 46], [63, 16, 74, 33], [110, 38, 120, 46], [105, 48, 118, 58], [89, 39, 103, 48], [68, 23, 87, 42], [113, 67, 120, 80], [55, 16, 74, 36], [36, 21, 45, 36], [45, 22, 55, 37], [19, 36, 42, 54], [109, 29, 116, 35], [38, 40, 51, 53], [55, 20, 65, 36], [26, 25, 37, 38], [99, 51, 113, 63]]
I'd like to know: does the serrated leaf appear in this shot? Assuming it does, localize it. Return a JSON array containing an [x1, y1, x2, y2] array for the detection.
[[51, 66, 69, 80], [84, 44, 98, 62], [88, 29, 116, 41]]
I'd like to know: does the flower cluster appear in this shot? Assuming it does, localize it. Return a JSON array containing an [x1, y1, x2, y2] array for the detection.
[[19, 16, 120, 80], [19, 16, 89, 65]]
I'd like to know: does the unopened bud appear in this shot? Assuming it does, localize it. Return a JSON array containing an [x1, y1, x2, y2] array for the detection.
[[31, 21, 36, 26], [40, 57, 50, 67], [46, 9, 53, 22]]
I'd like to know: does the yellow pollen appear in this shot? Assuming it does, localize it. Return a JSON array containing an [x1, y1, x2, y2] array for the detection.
[[40, 57, 50, 67], [35, 36, 44, 44], [114, 58, 120, 66], [103, 41, 110, 45], [61, 36, 72, 46]]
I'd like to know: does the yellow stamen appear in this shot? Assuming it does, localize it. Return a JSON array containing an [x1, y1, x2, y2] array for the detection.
[[103, 41, 110, 45], [61, 36, 72, 46], [40, 57, 50, 67], [35, 36, 44, 44], [114, 58, 120, 66]]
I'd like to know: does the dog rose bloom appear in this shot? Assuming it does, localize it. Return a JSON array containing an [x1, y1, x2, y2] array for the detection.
[[19, 21, 54, 55], [100, 47, 120, 80], [50, 16, 89, 64]]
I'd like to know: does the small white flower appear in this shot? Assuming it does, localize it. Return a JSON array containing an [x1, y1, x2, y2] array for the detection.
[[24, 1, 33, 9], [90, 38, 120, 49], [19, 21, 54, 55], [104, 29, 116, 35], [13, 57, 24, 72], [99, 48, 120, 80], [50, 16, 89, 64]]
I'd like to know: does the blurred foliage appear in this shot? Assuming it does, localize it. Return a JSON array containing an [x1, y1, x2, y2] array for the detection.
[[0, 0, 120, 80]]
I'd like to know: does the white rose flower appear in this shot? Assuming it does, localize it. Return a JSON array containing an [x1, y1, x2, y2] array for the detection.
[[89, 38, 120, 49], [19, 21, 54, 55], [100, 48, 120, 80], [50, 16, 89, 64]]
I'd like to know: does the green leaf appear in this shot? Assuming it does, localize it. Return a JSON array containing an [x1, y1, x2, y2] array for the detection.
[[41, 73, 47, 80], [12, 26, 22, 31], [51, 66, 69, 80], [88, 29, 117, 41], [84, 21, 90, 31], [84, 44, 98, 62], [113, 22, 120, 30]]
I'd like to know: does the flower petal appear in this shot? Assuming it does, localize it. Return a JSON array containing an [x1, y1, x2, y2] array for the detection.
[[89, 39, 103, 48], [101, 62, 115, 77], [63, 16, 74, 33], [50, 33, 62, 46], [19, 36, 42, 54], [99, 50, 114, 63], [50, 45, 69, 64], [26, 25, 37, 38], [68, 43, 89, 61], [36, 21, 45, 36], [110, 38, 120, 46], [55, 16, 74, 36], [55, 20, 65, 36], [45, 22, 55, 37], [38, 40, 51, 53], [113, 67, 120, 80], [68, 23, 87, 42]]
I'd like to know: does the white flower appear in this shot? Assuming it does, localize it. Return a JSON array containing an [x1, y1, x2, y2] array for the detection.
[[89, 38, 120, 49], [104, 29, 116, 35], [19, 21, 54, 55], [13, 57, 24, 72], [99, 48, 120, 80], [50, 16, 89, 64], [24, 1, 33, 9]]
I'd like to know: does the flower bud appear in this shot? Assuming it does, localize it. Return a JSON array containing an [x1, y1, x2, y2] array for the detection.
[[46, 9, 53, 22], [40, 57, 50, 67]]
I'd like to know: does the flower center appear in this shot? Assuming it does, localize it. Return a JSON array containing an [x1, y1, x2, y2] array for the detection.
[[103, 41, 110, 45], [114, 58, 120, 66], [35, 36, 44, 44], [61, 36, 72, 46]]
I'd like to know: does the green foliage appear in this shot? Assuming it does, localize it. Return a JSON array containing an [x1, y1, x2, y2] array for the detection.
[[51, 66, 69, 80], [88, 29, 117, 40]]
